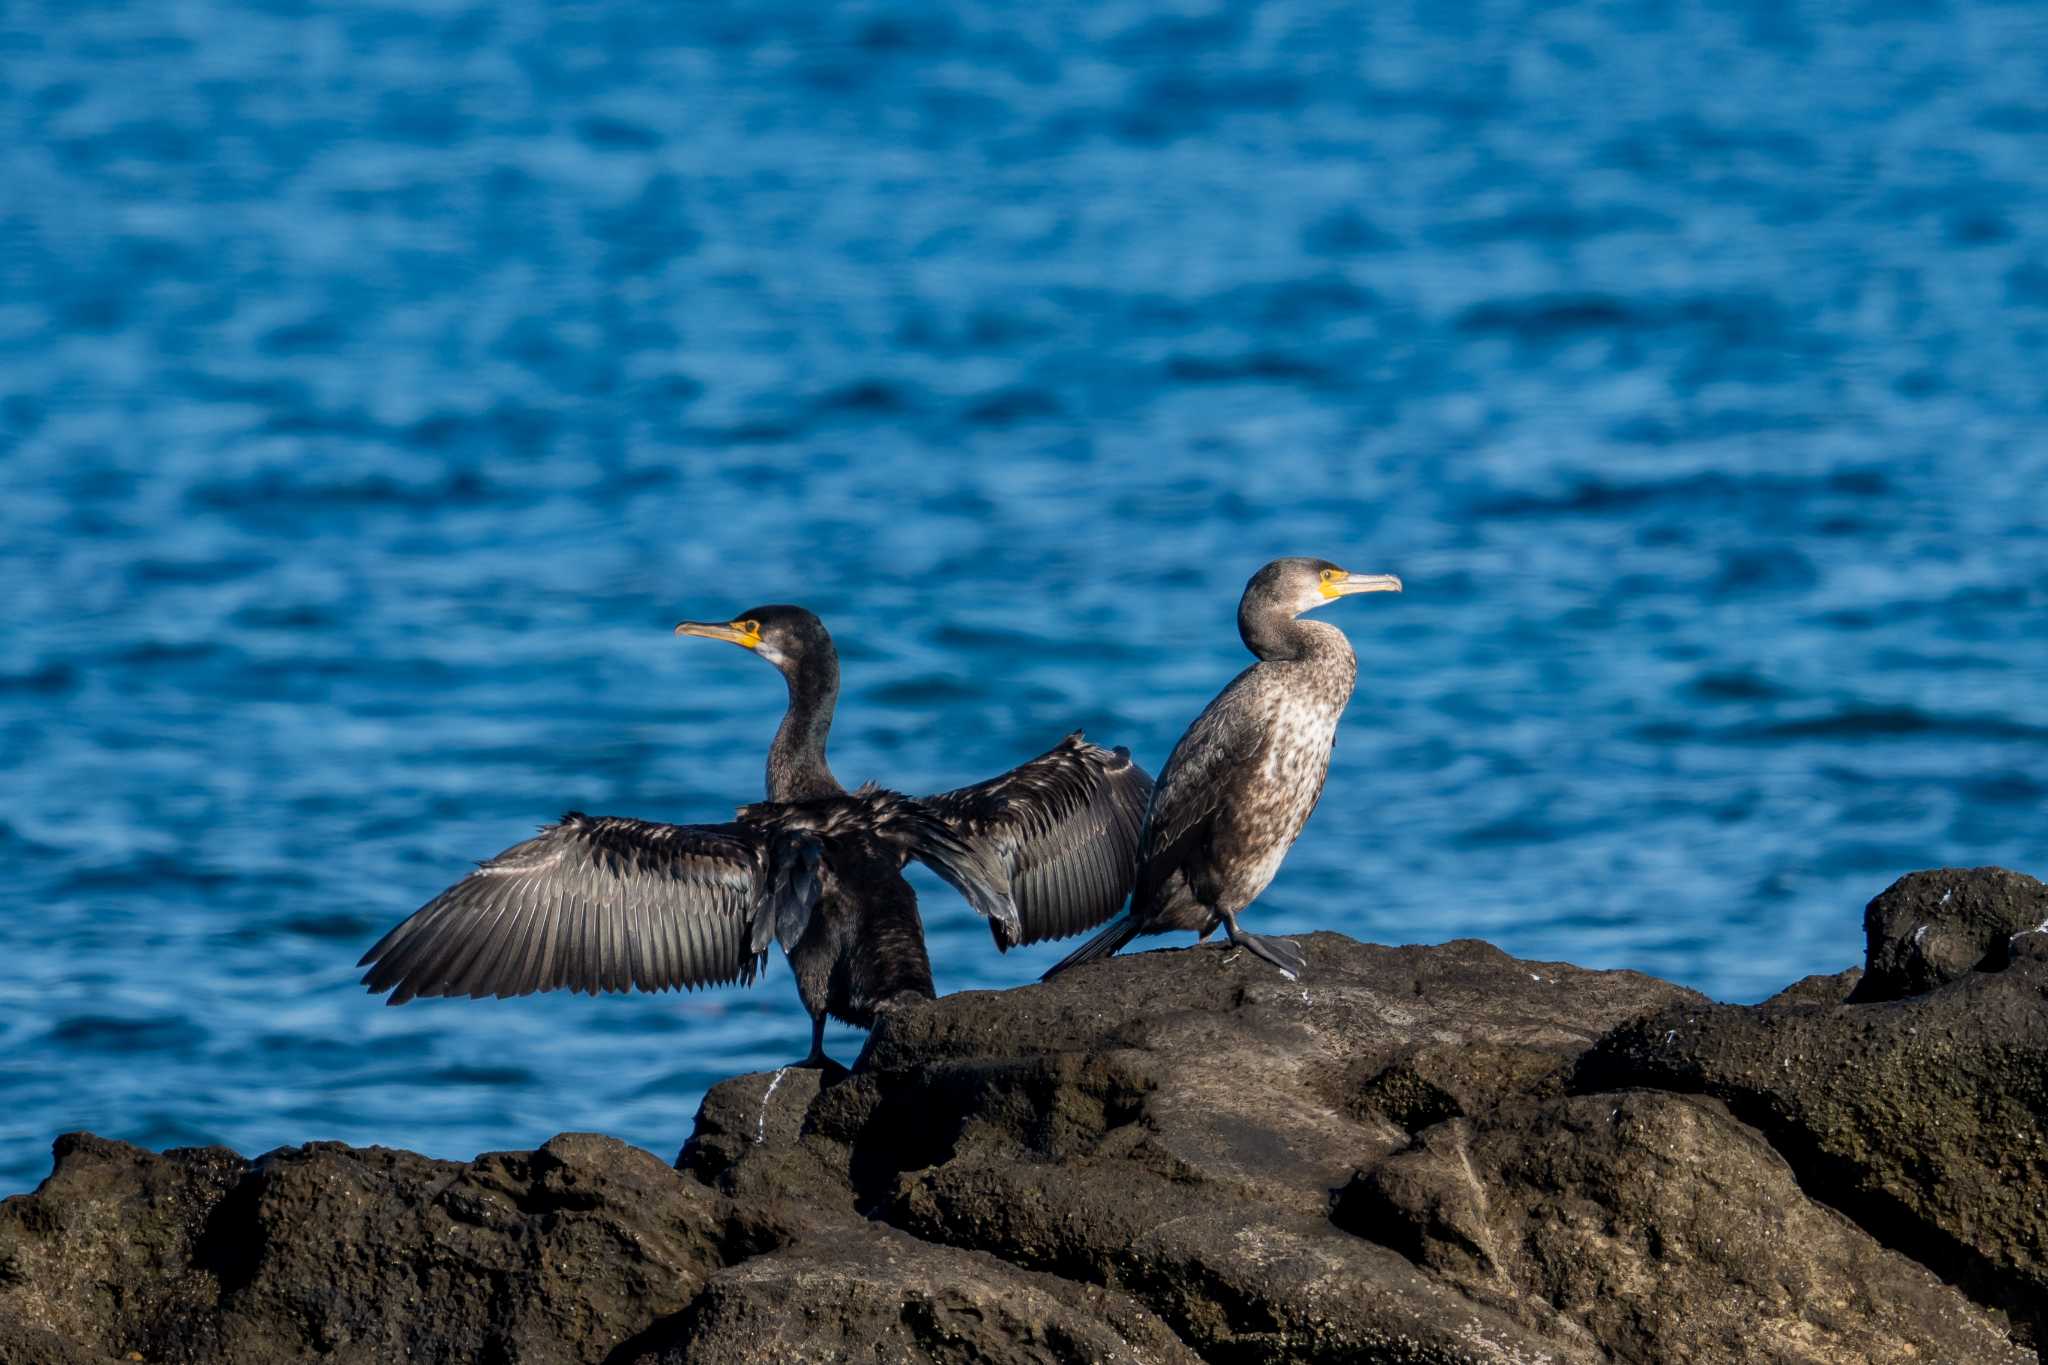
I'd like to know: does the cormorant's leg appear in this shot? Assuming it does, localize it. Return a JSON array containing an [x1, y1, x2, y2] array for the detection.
[[1219, 911, 1306, 980], [799, 1013, 834, 1068]]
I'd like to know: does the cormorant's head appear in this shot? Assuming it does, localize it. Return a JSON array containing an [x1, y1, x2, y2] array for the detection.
[[675, 604, 836, 680], [1244, 557, 1403, 619]]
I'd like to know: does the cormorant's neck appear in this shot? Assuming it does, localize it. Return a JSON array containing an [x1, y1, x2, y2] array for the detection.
[[1240, 604, 1324, 661], [766, 654, 843, 802]]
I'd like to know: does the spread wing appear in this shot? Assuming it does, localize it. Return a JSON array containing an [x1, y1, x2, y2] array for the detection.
[[920, 732, 1155, 949], [358, 814, 821, 1005], [740, 785, 1023, 943]]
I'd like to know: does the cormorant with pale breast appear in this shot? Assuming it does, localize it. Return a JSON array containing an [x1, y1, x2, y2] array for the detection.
[[358, 605, 1152, 1065], [1044, 557, 1401, 981]]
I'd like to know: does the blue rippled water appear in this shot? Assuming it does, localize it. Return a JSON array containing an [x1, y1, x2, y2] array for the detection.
[[5, 0, 2047, 1192]]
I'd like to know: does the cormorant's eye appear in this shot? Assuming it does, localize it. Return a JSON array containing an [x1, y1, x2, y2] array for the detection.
[[1320, 568, 1338, 582], [743, 620, 762, 635]]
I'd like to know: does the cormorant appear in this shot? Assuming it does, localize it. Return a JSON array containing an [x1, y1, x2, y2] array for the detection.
[[1043, 557, 1401, 981], [358, 605, 1152, 1065]]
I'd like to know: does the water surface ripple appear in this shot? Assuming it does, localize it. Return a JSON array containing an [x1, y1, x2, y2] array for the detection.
[[4, 0, 2047, 1190]]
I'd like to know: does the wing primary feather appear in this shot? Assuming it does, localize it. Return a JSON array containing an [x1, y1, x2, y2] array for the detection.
[[655, 897, 682, 991], [542, 883, 569, 992], [567, 872, 592, 995], [679, 898, 702, 986], [502, 878, 549, 998], [598, 853, 623, 993], [694, 905, 714, 990], [537, 882, 565, 993], [595, 854, 620, 993], [368, 894, 471, 995], [636, 883, 661, 992], [623, 890, 647, 992], [715, 907, 737, 986], [621, 849, 646, 992], [592, 846, 618, 993], [480, 867, 550, 996], [452, 871, 530, 998], [416, 887, 506, 999], [362, 816, 816, 1004]]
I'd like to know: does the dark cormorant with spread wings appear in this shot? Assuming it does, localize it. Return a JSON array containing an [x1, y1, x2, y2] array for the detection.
[[1043, 557, 1401, 982], [358, 605, 1152, 1065]]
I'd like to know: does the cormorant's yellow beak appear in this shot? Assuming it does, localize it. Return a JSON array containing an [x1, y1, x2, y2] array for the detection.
[[1320, 571, 1403, 599], [675, 620, 762, 649]]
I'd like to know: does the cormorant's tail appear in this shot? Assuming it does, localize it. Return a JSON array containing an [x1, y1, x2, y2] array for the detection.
[[1041, 912, 1141, 980]]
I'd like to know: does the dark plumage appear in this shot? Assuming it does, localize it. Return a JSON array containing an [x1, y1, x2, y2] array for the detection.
[[359, 604, 1153, 1065], [920, 739, 1156, 949], [1044, 558, 1401, 981]]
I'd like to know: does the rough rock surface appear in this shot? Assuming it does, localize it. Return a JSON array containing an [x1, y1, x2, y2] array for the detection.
[[1850, 865, 2048, 1003], [1583, 928, 2048, 1346], [4, 879, 2045, 1364], [0, 1130, 754, 1365], [622, 1221, 1198, 1365]]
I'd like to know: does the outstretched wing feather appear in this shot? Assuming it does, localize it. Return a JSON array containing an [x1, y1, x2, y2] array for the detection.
[[921, 732, 1155, 949], [358, 815, 789, 1004]]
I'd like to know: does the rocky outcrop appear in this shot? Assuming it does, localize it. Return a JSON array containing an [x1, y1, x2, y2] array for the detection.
[[1582, 867, 2048, 1349], [3, 869, 2044, 1363], [0, 1131, 757, 1364], [1849, 865, 2048, 1002]]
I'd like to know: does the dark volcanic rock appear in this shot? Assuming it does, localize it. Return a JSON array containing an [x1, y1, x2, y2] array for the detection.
[[1761, 965, 1863, 1008], [0, 1131, 752, 1364], [621, 1222, 1196, 1364], [0, 1132, 245, 1362], [691, 932, 2030, 1361], [679, 1063, 861, 1209], [842, 937, 1705, 1361], [213, 1133, 744, 1363], [5, 899, 2045, 1364], [1851, 865, 2048, 1003], [1337, 1091, 2028, 1363], [1581, 922, 2048, 1348], [0, 1311, 102, 1365]]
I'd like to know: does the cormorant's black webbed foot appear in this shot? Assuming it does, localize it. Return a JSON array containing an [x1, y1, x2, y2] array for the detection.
[[794, 1056, 851, 1085], [1237, 931, 1306, 980], [1220, 914, 1306, 980]]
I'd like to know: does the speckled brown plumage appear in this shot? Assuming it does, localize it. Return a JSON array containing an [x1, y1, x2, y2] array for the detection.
[[1045, 557, 1400, 981]]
